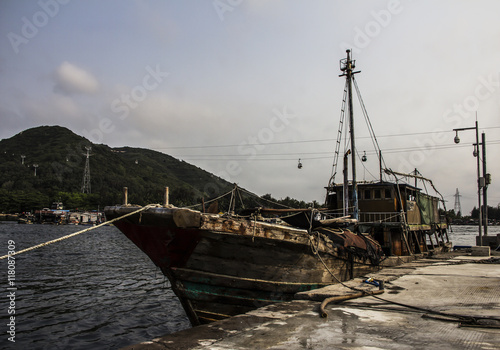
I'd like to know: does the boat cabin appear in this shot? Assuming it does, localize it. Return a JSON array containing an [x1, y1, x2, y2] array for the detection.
[[325, 181, 448, 256]]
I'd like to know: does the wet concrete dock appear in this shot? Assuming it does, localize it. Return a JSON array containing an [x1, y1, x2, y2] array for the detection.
[[123, 253, 500, 349]]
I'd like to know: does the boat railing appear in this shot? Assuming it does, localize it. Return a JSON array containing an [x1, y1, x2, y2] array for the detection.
[[360, 212, 401, 223], [439, 215, 448, 224]]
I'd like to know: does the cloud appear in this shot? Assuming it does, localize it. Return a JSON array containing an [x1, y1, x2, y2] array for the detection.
[[24, 94, 85, 124], [107, 85, 260, 143], [53, 62, 99, 95]]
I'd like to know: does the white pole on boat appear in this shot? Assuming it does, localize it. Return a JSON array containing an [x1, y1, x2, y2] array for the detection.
[[164, 187, 169, 206]]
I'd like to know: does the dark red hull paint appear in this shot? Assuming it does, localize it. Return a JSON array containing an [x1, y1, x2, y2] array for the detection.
[[114, 222, 202, 269]]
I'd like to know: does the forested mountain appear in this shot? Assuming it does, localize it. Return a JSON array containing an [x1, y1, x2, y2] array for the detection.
[[0, 126, 235, 212]]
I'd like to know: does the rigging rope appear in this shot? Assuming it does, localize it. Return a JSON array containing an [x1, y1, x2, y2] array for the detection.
[[329, 79, 349, 187], [384, 168, 448, 212], [329, 75, 391, 186], [238, 186, 297, 209], [352, 76, 388, 182], [185, 189, 234, 209]]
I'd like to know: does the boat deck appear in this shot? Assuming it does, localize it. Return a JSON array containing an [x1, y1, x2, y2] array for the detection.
[[122, 252, 500, 349]]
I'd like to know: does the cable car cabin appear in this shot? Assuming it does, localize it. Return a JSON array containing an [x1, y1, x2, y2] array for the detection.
[[325, 182, 449, 256]]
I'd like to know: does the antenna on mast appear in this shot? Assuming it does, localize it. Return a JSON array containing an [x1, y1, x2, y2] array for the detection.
[[339, 49, 361, 220]]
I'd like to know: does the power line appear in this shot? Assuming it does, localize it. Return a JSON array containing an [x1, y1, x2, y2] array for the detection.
[[169, 139, 500, 161], [154, 126, 500, 150]]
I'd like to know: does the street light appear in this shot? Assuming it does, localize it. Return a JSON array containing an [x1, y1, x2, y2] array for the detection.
[[452, 120, 488, 245]]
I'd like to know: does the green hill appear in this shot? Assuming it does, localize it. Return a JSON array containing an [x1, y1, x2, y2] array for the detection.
[[0, 126, 235, 212]]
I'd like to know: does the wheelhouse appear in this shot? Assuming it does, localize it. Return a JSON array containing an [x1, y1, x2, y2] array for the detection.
[[325, 181, 448, 256]]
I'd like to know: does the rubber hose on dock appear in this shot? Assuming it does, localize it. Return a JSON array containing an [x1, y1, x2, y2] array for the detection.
[[320, 290, 385, 318]]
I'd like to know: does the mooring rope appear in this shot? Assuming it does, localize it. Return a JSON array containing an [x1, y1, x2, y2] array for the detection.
[[0, 204, 156, 260]]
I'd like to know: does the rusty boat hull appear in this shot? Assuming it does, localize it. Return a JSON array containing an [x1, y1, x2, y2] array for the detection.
[[105, 205, 383, 325]]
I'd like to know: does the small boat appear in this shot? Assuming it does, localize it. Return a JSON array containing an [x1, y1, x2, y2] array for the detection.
[[105, 50, 449, 326], [17, 212, 35, 224]]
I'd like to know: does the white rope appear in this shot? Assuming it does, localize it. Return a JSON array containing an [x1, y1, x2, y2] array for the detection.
[[0, 205, 156, 260]]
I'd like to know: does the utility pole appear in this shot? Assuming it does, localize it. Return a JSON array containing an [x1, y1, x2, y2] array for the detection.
[[81, 146, 92, 194], [21, 155, 26, 165], [481, 132, 489, 236], [453, 122, 481, 242]]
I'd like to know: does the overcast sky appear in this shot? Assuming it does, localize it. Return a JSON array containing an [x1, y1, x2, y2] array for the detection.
[[1, 0, 499, 214]]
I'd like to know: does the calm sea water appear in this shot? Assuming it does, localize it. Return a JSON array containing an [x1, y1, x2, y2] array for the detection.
[[0, 222, 190, 350], [447, 224, 500, 247], [0, 222, 497, 349]]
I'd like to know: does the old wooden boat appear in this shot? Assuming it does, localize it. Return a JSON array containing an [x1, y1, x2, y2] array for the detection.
[[105, 50, 448, 326], [105, 203, 383, 325]]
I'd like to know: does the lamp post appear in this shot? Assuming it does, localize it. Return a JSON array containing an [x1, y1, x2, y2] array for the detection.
[[481, 132, 490, 237], [453, 120, 488, 245]]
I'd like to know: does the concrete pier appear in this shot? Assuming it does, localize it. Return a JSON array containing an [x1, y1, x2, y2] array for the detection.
[[123, 253, 500, 349]]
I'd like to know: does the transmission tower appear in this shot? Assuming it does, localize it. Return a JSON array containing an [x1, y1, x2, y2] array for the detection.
[[454, 188, 462, 216], [81, 147, 92, 194]]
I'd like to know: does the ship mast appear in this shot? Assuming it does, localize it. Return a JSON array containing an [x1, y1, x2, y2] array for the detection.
[[340, 50, 360, 220]]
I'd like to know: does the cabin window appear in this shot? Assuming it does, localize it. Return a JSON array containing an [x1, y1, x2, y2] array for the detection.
[[374, 189, 381, 199], [364, 190, 371, 199], [407, 191, 416, 201], [384, 189, 392, 199]]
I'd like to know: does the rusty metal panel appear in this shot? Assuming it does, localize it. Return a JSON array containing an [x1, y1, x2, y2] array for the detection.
[[406, 200, 422, 224]]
